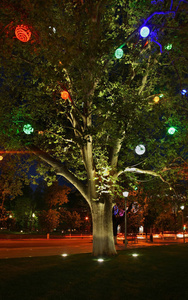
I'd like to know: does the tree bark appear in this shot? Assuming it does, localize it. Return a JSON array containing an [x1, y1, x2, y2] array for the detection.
[[91, 197, 117, 256]]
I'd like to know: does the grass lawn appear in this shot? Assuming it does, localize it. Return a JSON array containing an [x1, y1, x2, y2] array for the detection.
[[0, 244, 188, 300]]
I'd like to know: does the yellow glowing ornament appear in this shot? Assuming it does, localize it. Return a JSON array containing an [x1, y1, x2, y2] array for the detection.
[[0, 156, 3, 161]]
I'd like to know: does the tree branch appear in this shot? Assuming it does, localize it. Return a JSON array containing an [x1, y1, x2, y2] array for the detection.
[[109, 133, 125, 169], [29, 145, 89, 204], [118, 166, 169, 184]]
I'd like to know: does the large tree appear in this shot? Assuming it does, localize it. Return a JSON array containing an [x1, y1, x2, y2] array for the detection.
[[0, 0, 187, 255]]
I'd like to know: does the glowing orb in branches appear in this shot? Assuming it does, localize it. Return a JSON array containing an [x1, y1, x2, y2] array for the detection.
[[181, 89, 187, 95], [153, 96, 160, 103], [135, 144, 146, 155], [61, 91, 69, 100], [0, 156, 3, 161], [140, 26, 150, 38], [115, 48, 124, 59], [15, 25, 31, 42], [164, 44, 172, 50], [168, 127, 176, 135], [23, 124, 34, 134]]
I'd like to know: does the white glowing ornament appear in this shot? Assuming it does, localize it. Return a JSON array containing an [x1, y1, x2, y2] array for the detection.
[[140, 26, 150, 38], [135, 145, 146, 155], [115, 48, 124, 59]]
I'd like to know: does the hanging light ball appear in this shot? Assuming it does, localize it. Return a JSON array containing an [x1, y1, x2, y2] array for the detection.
[[15, 25, 32, 42], [115, 48, 124, 59], [0, 156, 3, 161], [168, 127, 176, 135], [140, 26, 150, 38], [164, 43, 172, 50], [181, 89, 187, 95], [135, 144, 146, 155], [61, 91, 69, 100], [153, 96, 160, 103], [23, 124, 34, 135], [38, 131, 44, 135]]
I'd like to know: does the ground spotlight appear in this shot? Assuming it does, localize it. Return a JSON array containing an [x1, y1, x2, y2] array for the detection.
[[97, 258, 104, 262], [132, 253, 139, 257], [61, 253, 68, 257]]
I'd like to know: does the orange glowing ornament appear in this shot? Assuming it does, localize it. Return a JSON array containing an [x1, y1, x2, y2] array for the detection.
[[153, 96, 160, 103], [15, 25, 31, 42], [61, 91, 69, 100]]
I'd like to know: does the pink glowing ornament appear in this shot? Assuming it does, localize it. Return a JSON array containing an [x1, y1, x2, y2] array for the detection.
[[15, 25, 31, 42]]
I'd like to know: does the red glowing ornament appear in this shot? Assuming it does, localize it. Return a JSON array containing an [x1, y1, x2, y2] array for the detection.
[[15, 25, 31, 42], [61, 91, 69, 100]]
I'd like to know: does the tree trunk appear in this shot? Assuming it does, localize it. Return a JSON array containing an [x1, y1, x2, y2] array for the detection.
[[91, 198, 117, 256]]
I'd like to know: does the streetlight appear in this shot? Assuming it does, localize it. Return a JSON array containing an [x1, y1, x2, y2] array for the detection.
[[180, 205, 185, 243], [123, 191, 129, 248]]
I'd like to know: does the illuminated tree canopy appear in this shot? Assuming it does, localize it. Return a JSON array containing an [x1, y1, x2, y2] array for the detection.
[[0, 0, 188, 256]]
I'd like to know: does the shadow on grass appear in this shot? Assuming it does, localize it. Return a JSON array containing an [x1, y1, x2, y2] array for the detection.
[[0, 244, 188, 300]]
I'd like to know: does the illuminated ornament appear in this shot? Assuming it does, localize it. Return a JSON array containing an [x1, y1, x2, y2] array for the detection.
[[153, 96, 160, 103], [115, 48, 124, 59], [38, 131, 44, 135], [49, 26, 56, 33], [168, 127, 176, 135], [61, 91, 69, 100], [159, 94, 164, 98], [0, 156, 3, 161], [135, 144, 146, 155], [181, 89, 187, 95], [15, 25, 31, 42], [140, 26, 150, 38], [164, 44, 172, 50], [143, 40, 149, 48], [23, 124, 34, 134]]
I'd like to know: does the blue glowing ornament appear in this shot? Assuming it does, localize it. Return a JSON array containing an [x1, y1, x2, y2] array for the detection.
[[115, 48, 124, 59], [181, 89, 187, 95], [140, 26, 150, 38]]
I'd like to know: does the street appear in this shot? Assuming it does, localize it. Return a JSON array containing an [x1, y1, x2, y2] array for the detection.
[[0, 237, 186, 259], [0, 238, 93, 259]]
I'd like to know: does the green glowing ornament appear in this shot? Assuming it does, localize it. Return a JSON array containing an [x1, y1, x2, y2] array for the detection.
[[23, 124, 34, 134], [115, 48, 123, 59], [168, 127, 176, 135], [164, 44, 172, 50]]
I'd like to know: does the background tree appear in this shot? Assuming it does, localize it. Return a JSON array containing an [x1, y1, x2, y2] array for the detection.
[[59, 210, 82, 233], [39, 209, 60, 233], [0, 0, 187, 256], [38, 182, 70, 232], [0, 154, 31, 228]]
